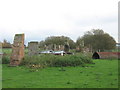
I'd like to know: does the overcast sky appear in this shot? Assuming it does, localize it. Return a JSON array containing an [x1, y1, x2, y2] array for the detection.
[[0, 0, 119, 45]]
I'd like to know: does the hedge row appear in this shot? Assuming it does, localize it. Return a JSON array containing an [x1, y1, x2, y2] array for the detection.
[[20, 54, 93, 67]]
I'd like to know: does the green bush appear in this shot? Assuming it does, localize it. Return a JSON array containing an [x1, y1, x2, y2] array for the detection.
[[21, 53, 93, 67], [2, 55, 10, 64]]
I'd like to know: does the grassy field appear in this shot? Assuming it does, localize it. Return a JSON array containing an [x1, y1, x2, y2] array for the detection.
[[2, 59, 118, 88]]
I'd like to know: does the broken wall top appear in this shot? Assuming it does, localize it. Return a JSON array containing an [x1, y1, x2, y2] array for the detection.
[[13, 34, 24, 46], [28, 41, 39, 49]]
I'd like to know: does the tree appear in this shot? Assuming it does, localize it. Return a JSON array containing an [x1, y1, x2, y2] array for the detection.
[[64, 41, 70, 52], [2, 39, 12, 48], [39, 40, 45, 48], [76, 29, 116, 52], [76, 37, 84, 52], [40, 36, 75, 50]]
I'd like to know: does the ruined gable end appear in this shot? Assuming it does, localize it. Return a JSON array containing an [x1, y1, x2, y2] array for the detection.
[[10, 34, 24, 66]]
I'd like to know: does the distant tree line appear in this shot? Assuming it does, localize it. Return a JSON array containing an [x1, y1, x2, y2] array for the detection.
[[1, 29, 117, 51], [2, 39, 12, 48]]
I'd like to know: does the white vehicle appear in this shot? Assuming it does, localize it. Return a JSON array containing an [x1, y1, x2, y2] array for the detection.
[[0, 52, 3, 55], [39, 50, 53, 54], [39, 50, 73, 56], [52, 51, 66, 56]]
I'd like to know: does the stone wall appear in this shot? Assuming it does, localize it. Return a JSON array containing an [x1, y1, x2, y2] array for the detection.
[[10, 34, 24, 66], [28, 42, 39, 56]]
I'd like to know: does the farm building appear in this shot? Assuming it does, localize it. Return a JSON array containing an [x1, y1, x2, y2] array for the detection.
[[92, 52, 120, 59]]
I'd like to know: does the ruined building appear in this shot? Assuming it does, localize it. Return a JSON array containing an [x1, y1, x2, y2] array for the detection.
[[10, 34, 24, 66]]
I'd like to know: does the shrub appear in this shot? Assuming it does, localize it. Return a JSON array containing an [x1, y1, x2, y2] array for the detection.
[[2, 55, 10, 64], [20, 53, 93, 67]]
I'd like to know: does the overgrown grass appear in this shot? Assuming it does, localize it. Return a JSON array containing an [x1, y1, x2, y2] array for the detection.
[[2, 60, 118, 88], [21, 53, 93, 67]]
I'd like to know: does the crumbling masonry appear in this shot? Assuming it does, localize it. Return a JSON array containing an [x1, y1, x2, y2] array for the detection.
[[28, 42, 39, 56], [10, 34, 24, 66]]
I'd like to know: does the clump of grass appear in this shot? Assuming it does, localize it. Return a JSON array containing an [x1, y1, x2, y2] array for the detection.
[[66, 81, 71, 84], [58, 67, 66, 71], [108, 72, 113, 76], [80, 71, 83, 73], [83, 83, 88, 85]]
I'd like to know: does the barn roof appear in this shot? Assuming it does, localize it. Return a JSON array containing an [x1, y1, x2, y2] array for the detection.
[[97, 52, 120, 55], [92, 52, 120, 59]]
